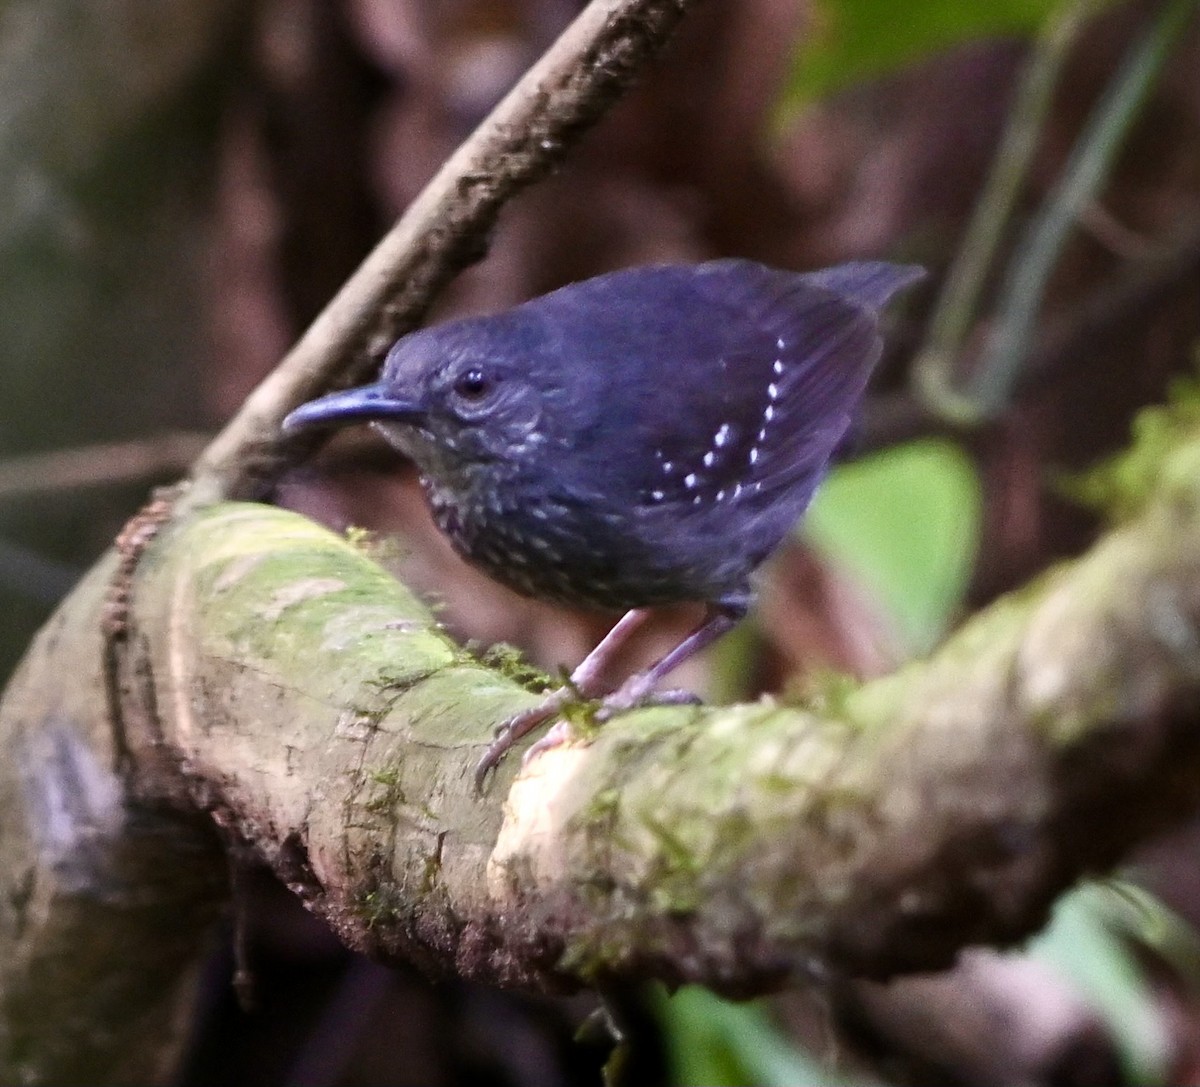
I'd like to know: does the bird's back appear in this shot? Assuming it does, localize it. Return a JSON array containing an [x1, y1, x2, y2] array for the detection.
[[439, 259, 920, 609]]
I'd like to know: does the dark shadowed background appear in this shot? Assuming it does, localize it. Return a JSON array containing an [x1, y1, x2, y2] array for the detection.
[[2, 0, 1200, 1083]]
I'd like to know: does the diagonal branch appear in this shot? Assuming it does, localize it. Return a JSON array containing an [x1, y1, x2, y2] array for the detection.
[[183, 0, 703, 510]]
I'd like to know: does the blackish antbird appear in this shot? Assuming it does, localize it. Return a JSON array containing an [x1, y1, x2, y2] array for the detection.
[[283, 259, 923, 786]]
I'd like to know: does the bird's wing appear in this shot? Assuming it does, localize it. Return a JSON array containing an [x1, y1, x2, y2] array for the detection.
[[535, 260, 883, 506]]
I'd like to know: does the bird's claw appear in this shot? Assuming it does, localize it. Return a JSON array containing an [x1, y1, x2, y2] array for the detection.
[[649, 687, 703, 707], [474, 689, 575, 794], [520, 720, 576, 767], [474, 685, 701, 793], [594, 685, 701, 723]]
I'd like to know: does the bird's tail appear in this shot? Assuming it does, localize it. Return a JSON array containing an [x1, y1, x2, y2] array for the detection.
[[804, 262, 926, 311]]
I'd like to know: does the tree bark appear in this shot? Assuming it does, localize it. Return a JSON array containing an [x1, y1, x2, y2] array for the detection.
[[5, 415, 1200, 1077]]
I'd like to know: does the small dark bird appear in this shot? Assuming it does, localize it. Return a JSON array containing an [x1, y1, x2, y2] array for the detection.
[[284, 259, 923, 787]]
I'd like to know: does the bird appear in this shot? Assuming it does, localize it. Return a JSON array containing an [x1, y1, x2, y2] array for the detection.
[[283, 258, 924, 788]]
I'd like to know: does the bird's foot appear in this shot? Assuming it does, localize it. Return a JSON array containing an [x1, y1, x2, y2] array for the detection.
[[520, 719, 576, 768], [594, 682, 702, 723], [475, 687, 578, 793], [474, 680, 704, 792]]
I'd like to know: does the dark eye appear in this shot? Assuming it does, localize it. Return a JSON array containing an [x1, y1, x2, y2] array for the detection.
[[453, 368, 493, 401]]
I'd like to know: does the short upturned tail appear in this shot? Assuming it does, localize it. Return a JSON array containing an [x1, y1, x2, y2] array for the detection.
[[805, 262, 926, 311]]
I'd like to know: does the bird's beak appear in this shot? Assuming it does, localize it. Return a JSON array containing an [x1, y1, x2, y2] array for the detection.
[[282, 383, 422, 433]]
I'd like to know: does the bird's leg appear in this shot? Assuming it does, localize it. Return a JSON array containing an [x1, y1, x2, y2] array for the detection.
[[512, 598, 748, 775], [596, 595, 748, 719], [515, 605, 741, 774], [474, 607, 655, 790], [474, 596, 749, 790], [568, 606, 657, 693]]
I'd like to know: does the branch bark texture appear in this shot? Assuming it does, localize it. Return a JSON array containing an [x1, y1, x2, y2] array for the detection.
[[4, 409, 1198, 1068], [118, 481, 1200, 989]]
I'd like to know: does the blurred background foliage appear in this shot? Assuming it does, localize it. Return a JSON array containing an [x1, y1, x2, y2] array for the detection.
[[783, 0, 1093, 104], [2, 0, 1200, 1083], [808, 439, 981, 655]]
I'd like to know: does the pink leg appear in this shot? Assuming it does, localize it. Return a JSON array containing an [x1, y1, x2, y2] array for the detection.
[[597, 601, 743, 718], [474, 597, 748, 791], [569, 607, 656, 693], [474, 608, 654, 790]]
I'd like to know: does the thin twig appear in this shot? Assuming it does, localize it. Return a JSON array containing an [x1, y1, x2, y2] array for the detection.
[[1077, 200, 1167, 261], [0, 432, 210, 502], [182, 0, 703, 510]]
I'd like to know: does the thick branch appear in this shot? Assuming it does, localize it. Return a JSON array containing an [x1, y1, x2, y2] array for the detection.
[[4, 419, 1197, 1023], [130, 495, 1200, 988], [0, 556, 225, 1085], [184, 0, 700, 508]]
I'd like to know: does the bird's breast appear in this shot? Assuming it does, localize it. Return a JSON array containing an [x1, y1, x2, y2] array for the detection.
[[419, 469, 756, 610]]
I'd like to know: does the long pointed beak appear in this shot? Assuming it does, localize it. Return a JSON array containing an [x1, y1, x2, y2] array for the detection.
[[282, 383, 421, 433]]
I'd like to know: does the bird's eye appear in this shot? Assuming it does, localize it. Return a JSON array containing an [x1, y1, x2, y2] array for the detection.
[[453, 368, 493, 401]]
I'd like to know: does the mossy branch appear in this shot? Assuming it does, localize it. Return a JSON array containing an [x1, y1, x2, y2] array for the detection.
[[6, 394, 1200, 1084], [122, 477, 1200, 987]]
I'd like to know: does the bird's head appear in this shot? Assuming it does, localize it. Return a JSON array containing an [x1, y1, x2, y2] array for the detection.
[[282, 313, 549, 481]]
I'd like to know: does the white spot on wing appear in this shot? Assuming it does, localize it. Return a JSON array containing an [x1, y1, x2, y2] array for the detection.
[[703, 451, 715, 467], [714, 423, 732, 447], [749, 448, 759, 464], [773, 359, 784, 375], [684, 473, 697, 488]]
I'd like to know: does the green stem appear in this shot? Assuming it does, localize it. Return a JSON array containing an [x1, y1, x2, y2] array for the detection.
[[967, 0, 1197, 417], [913, 0, 1098, 424]]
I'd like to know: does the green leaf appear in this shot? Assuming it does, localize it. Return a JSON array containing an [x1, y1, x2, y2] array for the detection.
[[657, 987, 853, 1087], [1029, 884, 1172, 1085], [782, 0, 1076, 107], [804, 439, 981, 654]]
